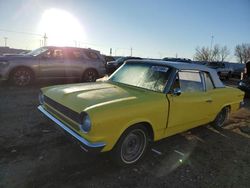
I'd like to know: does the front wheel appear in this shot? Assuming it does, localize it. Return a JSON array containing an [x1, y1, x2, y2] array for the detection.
[[10, 67, 34, 86], [112, 125, 149, 166], [82, 69, 98, 82], [212, 107, 230, 128]]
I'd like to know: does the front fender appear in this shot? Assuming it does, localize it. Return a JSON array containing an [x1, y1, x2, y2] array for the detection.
[[85, 95, 168, 151]]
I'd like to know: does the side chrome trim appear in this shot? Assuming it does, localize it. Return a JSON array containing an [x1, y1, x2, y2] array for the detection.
[[37, 105, 106, 148]]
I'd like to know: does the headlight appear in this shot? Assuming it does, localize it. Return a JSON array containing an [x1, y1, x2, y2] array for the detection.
[[80, 113, 91, 133], [38, 91, 44, 105], [0, 61, 9, 68], [239, 81, 245, 86]]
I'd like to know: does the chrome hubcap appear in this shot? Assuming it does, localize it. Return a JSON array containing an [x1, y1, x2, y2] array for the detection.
[[121, 129, 146, 164], [216, 108, 228, 127], [85, 71, 96, 82], [13, 70, 31, 86]]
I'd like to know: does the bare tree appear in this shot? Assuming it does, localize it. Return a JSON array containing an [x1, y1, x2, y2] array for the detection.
[[211, 44, 220, 61], [220, 46, 230, 62], [194, 44, 230, 62], [193, 46, 210, 61], [235, 45, 243, 63], [235, 43, 250, 64]]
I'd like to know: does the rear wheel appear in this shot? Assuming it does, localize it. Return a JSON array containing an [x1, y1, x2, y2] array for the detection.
[[10, 67, 34, 86], [112, 125, 149, 166], [82, 69, 98, 82], [212, 107, 230, 128]]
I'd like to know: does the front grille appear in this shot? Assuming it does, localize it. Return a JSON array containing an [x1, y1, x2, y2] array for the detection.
[[44, 96, 81, 124]]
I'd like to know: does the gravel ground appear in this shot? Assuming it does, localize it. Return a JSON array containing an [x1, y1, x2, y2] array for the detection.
[[0, 80, 250, 188]]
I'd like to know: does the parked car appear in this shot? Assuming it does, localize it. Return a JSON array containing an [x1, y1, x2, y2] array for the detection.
[[241, 61, 250, 80], [206, 61, 233, 79], [106, 56, 142, 73], [38, 60, 244, 166], [103, 55, 115, 63], [0, 46, 106, 86], [162, 57, 192, 63], [228, 62, 245, 79], [238, 61, 250, 97], [238, 78, 250, 97]]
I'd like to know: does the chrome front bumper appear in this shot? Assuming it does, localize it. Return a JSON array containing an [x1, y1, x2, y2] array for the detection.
[[38, 105, 105, 152]]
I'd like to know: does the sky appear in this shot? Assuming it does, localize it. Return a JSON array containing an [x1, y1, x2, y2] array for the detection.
[[0, 0, 249, 61]]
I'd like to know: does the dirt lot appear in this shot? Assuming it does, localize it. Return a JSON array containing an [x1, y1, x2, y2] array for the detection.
[[0, 80, 250, 188]]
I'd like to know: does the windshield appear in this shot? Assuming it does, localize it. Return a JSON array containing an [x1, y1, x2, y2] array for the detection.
[[109, 63, 171, 92], [26, 47, 48, 56]]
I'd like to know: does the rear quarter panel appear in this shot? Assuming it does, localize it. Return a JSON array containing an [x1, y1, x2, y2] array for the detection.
[[208, 87, 244, 118]]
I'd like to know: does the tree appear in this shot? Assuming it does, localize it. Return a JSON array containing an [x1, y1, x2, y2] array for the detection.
[[193, 46, 210, 61], [211, 44, 220, 61], [235, 43, 250, 64], [219, 46, 230, 62], [194, 44, 230, 62]]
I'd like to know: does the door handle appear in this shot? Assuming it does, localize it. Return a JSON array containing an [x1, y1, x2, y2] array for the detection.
[[206, 99, 213, 103]]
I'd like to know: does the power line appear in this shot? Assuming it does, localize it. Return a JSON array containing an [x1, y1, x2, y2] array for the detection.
[[0, 28, 43, 36], [0, 28, 135, 55], [210, 35, 214, 51]]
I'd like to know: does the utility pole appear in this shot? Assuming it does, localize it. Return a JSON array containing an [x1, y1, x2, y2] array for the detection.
[[110, 48, 112, 56], [130, 47, 133, 56], [4, 37, 8, 47], [210, 35, 214, 51], [210, 35, 214, 62], [43, 33, 47, 46]]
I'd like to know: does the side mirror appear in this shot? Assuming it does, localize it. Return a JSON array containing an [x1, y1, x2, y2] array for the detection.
[[173, 88, 182, 96]]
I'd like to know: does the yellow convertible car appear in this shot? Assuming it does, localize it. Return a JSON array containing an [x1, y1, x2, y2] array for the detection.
[[38, 60, 244, 165]]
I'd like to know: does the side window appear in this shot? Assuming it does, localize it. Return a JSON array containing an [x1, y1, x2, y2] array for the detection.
[[86, 52, 99, 60], [178, 71, 204, 93], [44, 49, 64, 59], [204, 72, 214, 90], [53, 49, 64, 58], [71, 50, 82, 59], [43, 49, 53, 58]]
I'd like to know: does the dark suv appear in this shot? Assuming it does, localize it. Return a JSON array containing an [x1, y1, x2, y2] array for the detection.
[[106, 56, 142, 73], [205, 61, 233, 79], [238, 61, 250, 97], [162, 57, 192, 63]]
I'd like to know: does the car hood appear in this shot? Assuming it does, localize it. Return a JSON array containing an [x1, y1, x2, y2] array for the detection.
[[43, 82, 142, 113]]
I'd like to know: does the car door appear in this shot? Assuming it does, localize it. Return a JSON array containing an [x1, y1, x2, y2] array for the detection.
[[167, 70, 213, 131], [64, 48, 83, 78], [38, 48, 65, 78], [203, 71, 226, 119]]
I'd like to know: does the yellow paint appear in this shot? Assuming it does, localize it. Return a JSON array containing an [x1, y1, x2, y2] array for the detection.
[[41, 82, 244, 152]]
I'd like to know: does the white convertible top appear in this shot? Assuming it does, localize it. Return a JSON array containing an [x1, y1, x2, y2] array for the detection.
[[126, 60, 225, 88]]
